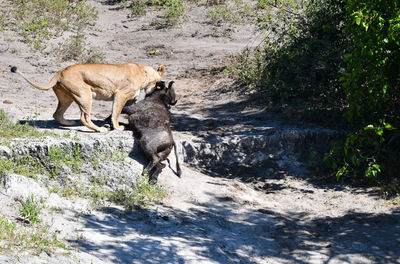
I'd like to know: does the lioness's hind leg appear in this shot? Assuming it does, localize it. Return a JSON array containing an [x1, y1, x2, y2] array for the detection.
[[75, 94, 107, 132], [63, 82, 106, 133], [53, 85, 76, 126], [79, 112, 106, 132]]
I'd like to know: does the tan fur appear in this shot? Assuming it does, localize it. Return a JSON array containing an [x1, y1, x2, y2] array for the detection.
[[12, 63, 166, 132]]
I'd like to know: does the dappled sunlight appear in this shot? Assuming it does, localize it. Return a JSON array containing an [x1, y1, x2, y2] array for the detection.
[[71, 188, 400, 263]]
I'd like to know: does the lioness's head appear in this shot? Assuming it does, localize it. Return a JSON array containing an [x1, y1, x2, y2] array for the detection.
[[143, 65, 166, 94]]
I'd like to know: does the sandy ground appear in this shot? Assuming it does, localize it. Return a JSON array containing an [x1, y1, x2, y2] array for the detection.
[[1, 1, 400, 263]]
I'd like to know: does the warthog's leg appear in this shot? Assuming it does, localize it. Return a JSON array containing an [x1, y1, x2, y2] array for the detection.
[[148, 163, 166, 184], [173, 142, 182, 177], [143, 154, 160, 177], [147, 146, 172, 184]]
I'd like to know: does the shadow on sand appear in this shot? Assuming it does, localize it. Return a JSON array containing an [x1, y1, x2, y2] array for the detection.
[[70, 192, 400, 263], [18, 118, 114, 133]]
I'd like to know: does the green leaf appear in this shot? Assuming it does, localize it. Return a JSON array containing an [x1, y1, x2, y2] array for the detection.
[[382, 84, 388, 94], [364, 124, 375, 130], [336, 165, 347, 181], [373, 163, 381, 172], [384, 122, 395, 130], [365, 163, 381, 178]]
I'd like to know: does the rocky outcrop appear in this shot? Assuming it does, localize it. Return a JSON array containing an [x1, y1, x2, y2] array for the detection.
[[0, 126, 342, 190], [0, 131, 142, 200], [4, 132, 135, 159], [180, 128, 342, 178]]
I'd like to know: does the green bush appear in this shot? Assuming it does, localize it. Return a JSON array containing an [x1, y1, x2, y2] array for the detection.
[[0, 216, 66, 254], [228, 0, 350, 123], [343, 0, 400, 129], [0, 155, 45, 179], [325, 0, 400, 188], [109, 173, 167, 209], [207, 0, 254, 35], [130, 0, 149, 15], [2, 0, 98, 50], [55, 34, 105, 63], [46, 144, 84, 177], [163, 0, 187, 24], [129, 0, 187, 25], [0, 109, 56, 140], [19, 196, 43, 225], [228, 0, 399, 190]]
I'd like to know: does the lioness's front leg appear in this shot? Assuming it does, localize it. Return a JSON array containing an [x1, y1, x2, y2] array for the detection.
[[111, 91, 134, 130]]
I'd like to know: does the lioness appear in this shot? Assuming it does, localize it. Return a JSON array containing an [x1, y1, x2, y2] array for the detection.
[[10, 63, 166, 132]]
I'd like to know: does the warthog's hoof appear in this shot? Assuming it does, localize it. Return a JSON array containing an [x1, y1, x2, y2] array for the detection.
[[149, 177, 157, 185]]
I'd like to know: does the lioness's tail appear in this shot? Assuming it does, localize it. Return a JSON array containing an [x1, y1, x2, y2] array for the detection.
[[10, 66, 59, 91]]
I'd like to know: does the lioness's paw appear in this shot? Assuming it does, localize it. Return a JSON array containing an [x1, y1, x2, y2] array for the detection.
[[98, 127, 108, 133], [114, 125, 125, 131]]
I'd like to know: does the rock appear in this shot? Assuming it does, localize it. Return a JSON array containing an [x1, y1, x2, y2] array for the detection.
[[0, 145, 11, 158], [0, 255, 17, 264], [180, 128, 342, 177], [1, 132, 141, 203], [3, 173, 48, 201]]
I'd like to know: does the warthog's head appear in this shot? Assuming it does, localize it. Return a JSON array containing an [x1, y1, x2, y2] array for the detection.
[[153, 81, 178, 108]]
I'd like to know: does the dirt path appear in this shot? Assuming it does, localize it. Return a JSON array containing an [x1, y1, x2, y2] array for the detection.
[[1, 1, 399, 263]]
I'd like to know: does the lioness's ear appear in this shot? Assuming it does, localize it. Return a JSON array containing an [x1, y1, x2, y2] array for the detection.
[[157, 65, 166, 76]]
